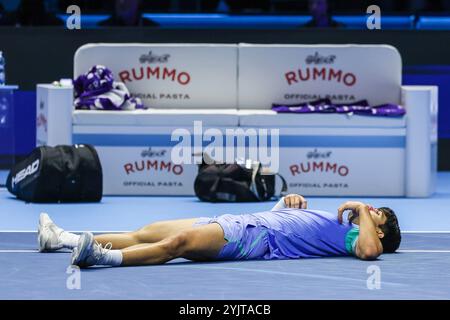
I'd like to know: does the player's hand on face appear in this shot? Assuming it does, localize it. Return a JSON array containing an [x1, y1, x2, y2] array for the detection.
[[284, 194, 307, 209], [337, 201, 366, 224]]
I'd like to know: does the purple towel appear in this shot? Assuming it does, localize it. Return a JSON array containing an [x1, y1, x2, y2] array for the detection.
[[74, 65, 144, 111], [272, 98, 405, 117]]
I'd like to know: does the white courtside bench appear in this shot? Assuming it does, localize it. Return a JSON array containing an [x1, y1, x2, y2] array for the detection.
[[36, 43, 438, 197]]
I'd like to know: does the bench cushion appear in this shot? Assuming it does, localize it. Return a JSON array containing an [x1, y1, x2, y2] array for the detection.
[[238, 109, 406, 128], [73, 109, 239, 127]]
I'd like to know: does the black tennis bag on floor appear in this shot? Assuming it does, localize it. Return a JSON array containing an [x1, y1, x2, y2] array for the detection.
[[6, 144, 102, 203], [194, 154, 287, 202]]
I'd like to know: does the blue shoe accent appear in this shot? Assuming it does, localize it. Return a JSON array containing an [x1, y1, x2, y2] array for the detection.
[[71, 232, 94, 268]]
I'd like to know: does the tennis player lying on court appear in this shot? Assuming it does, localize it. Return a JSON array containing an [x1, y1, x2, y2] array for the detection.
[[38, 194, 401, 268]]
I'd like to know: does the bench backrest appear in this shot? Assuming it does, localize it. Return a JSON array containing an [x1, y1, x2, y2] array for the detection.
[[74, 43, 401, 109], [74, 43, 238, 109], [238, 44, 401, 108]]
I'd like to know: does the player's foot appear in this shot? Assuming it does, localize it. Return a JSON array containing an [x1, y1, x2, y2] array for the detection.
[[38, 213, 64, 252], [71, 232, 112, 268]]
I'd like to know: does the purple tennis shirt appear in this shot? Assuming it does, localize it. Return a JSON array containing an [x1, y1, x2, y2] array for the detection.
[[200, 198, 360, 260], [251, 208, 358, 259]]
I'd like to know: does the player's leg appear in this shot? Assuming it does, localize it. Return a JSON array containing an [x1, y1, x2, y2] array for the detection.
[[71, 223, 227, 267], [121, 223, 226, 265], [94, 218, 200, 249], [38, 212, 200, 251]]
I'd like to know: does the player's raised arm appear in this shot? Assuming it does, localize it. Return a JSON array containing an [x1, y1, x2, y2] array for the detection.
[[338, 201, 383, 260]]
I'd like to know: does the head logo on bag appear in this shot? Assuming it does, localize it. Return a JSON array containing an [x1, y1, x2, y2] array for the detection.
[[11, 159, 40, 189], [7, 144, 103, 203]]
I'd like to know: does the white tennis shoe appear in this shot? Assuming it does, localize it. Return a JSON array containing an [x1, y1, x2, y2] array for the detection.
[[38, 212, 64, 252], [71, 232, 112, 268]]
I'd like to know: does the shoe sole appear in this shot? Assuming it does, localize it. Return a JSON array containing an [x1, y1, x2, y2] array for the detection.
[[37, 214, 64, 253], [37, 224, 59, 253], [37, 223, 47, 253], [71, 233, 94, 268], [38, 213, 50, 252], [38, 233, 46, 253]]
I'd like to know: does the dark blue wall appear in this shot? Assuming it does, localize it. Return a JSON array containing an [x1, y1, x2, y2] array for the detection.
[[0, 90, 35, 160], [403, 65, 450, 139]]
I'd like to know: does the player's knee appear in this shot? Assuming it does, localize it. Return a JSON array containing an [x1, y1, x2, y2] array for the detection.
[[130, 229, 145, 242], [164, 232, 190, 257], [133, 221, 163, 241]]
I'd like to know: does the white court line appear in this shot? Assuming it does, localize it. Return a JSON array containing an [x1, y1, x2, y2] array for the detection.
[[397, 250, 450, 253], [1, 249, 450, 253], [0, 230, 129, 233], [401, 231, 450, 234], [2, 230, 450, 233], [1, 232, 450, 254], [0, 250, 38, 253]]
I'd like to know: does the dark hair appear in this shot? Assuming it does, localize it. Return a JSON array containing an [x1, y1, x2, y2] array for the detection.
[[378, 207, 401, 253]]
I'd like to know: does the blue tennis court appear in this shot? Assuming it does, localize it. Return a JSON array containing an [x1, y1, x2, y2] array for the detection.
[[1, 173, 450, 300]]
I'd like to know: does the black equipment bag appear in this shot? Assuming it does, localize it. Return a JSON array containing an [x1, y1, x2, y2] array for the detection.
[[194, 154, 287, 202], [6, 144, 102, 203]]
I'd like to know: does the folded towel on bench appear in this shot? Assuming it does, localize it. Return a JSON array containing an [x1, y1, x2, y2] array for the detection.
[[272, 99, 405, 117], [74, 65, 144, 111]]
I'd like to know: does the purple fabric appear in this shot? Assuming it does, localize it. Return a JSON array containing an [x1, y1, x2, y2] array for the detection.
[[272, 98, 406, 117], [73, 65, 144, 111], [194, 215, 270, 260], [252, 209, 354, 259], [195, 209, 355, 260], [73, 65, 114, 100]]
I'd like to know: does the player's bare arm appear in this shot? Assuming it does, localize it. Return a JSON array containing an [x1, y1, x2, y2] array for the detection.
[[338, 201, 383, 260]]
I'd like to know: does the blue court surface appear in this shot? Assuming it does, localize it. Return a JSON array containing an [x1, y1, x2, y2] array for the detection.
[[1, 173, 450, 300]]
